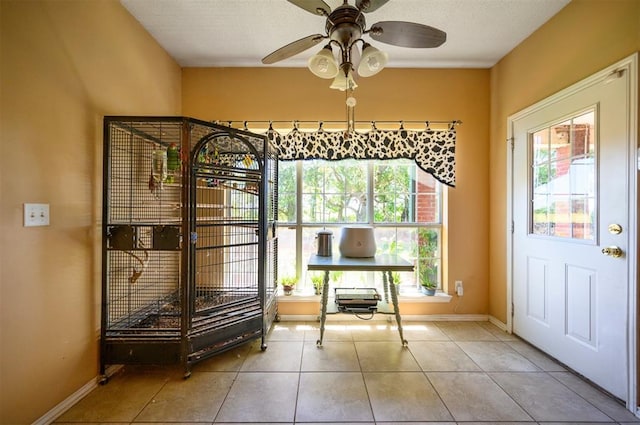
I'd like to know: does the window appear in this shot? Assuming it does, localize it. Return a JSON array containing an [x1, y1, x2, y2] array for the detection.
[[277, 159, 443, 294], [530, 110, 596, 240]]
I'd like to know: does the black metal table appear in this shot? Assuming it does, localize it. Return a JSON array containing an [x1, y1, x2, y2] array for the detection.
[[307, 254, 414, 347]]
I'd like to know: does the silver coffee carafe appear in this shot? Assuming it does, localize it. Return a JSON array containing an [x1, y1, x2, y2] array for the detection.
[[316, 230, 333, 256]]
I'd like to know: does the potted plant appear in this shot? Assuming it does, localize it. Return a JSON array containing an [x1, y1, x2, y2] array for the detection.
[[420, 278, 437, 296], [310, 274, 324, 295], [416, 228, 439, 296], [419, 262, 438, 296], [280, 276, 297, 296]]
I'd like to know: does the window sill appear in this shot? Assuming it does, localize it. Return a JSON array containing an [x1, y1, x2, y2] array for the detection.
[[277, 292, 453, 303]]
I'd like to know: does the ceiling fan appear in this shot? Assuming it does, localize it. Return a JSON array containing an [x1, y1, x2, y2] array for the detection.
[[261, 0, 446, 91]]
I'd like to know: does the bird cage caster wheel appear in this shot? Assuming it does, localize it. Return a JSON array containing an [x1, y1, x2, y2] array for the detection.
[[98, 375, 109, 385], [261, 343, 268, 351], [402, 340, 409, 347], [183, 370, 192, 379]]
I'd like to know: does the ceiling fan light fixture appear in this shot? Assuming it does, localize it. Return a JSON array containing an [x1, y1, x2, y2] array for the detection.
[[357, 43, 388, 77], [308, 45, 339, 79], [330, 67, 358, 91]]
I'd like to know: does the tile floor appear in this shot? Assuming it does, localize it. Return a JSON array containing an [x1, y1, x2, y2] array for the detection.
[[56, 320, 640, 424]]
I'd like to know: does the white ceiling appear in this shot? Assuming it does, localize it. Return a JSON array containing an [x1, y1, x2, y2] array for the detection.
[[121, 0, 570, 69]]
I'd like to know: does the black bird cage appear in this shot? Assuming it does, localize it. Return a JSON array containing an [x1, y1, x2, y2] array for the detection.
[[100, 116, 278, 378]]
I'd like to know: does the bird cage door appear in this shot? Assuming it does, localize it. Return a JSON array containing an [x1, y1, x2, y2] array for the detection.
[[187, 132, 265, 357]]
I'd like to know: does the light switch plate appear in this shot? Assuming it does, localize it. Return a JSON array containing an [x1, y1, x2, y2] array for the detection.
[[24, 203, 50, 227]]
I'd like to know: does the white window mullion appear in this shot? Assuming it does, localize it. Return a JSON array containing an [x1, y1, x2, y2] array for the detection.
[[367, 161, 374, 226], [295, 160, 303, 280]]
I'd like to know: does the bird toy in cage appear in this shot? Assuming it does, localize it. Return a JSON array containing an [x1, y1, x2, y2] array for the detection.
[[197, 145, 220, 165], [197, 145, 222, 187], [127, 249, 149, 285]]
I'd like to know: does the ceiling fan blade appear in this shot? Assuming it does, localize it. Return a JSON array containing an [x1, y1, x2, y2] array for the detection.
[[369, 21, 446, 48], [356, 0, 390, 12], [287, 0, 331, 16], [262, 34, 325, 64]]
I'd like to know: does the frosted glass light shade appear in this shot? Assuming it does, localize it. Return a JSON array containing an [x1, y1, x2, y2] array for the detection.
[[330, 69, 358, 91], [357, 43, 388, 77], [308, 46, 339, 79]]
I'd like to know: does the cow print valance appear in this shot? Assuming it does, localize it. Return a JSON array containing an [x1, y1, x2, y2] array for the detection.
[[265, 122, 457, 187]]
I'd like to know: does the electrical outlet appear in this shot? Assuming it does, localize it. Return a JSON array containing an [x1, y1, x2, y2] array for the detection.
[[455, 280, 463, 296], [24, 203, 50, 227]]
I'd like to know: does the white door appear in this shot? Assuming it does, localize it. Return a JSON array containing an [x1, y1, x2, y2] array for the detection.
[[510, 57, 636, 401]]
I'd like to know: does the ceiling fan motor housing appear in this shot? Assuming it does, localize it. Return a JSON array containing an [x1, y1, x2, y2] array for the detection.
[[326, 4, 366, 51]]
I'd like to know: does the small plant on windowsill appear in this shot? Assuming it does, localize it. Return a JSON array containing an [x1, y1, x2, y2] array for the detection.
[[310, 274, 324, 296], [280, 276, 297, 296], [417, 228, 439, 296], [420, 279, 437, 296], [419, 263, 438, 296]]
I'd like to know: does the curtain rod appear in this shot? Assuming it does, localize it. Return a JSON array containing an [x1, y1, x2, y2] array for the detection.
[[215, 119, 462, 129], [214, 120, 462, 125]]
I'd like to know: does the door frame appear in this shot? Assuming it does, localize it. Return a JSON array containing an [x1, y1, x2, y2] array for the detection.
[[506, 53, 638, 412]]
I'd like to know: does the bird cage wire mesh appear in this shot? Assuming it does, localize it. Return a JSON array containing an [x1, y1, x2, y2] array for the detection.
[[101, 117, 278, 378]]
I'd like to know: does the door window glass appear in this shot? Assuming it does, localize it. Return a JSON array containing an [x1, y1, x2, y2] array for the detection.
[[530, 110, 596, 240]]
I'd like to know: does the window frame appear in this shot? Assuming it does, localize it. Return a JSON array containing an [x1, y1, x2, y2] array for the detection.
[[277, 159, 443, 294]]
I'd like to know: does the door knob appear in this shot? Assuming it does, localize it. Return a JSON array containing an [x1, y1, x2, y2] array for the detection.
[[602, 246, 623, 258]]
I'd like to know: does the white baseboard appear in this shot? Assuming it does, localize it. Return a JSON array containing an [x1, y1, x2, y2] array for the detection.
[[403, 314, 489, 322], [276, 314, 490, 322], [32, 365, 122, 425], [488, 315, 509, 332]]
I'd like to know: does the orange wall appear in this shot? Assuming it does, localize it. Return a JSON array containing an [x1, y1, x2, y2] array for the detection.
[[0, 1, 181, 423], [488, 0, 640, 322], [4, 0, 636, 421], [183, 67, 491, 316]]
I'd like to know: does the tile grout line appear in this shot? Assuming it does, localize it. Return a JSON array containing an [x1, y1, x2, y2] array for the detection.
[[129, 370, 174, 424], [421, 367, 456, 422], [436, 322, 535, 422], [356, 338, 377, 424], [544, 368, 621, 423], [292, 334, 306, 424], [210, 346, 250, 424]]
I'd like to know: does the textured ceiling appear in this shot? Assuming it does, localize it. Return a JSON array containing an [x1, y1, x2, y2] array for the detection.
[[121, 0, 570, 69]]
